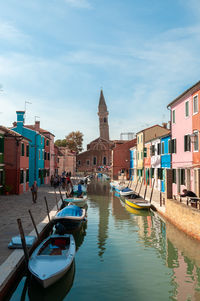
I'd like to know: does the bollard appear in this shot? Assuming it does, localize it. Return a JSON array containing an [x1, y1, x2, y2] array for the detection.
[[28, 210, 39, 239], [17, 218, 29, 268], [44, 197, 51, 222], [54, 190, 59, 211]]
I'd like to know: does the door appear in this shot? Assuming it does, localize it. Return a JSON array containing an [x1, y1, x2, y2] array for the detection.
[[23, 170, 26, 192]]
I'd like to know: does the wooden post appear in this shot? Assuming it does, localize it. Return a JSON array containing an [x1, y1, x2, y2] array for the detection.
[[28, 210, 39, 239], [54, 190, 59, 211], [160, 191, 162, 207], [144, 185, 147, 200], [44, 197, 50, 222], [134, 178, 139, 192], [59, 186, 64, 202], [138, 177, 143, 195], [17, 218, 29, 267], [149, 179, 155, 203]]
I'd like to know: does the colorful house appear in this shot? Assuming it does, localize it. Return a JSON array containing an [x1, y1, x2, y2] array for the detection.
[[136, 124, 170, 181], [12, 111, 45, 187], [144, 141, 151, 186], [167, 81, 200, 195], [130, 146, 137, 181], [150, 137, 162, 191], [160, 134, 171, 193]]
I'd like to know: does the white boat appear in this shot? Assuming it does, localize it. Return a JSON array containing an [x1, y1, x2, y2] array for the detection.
[[53, 205, 86, 230], [28, 234, 76, 288], [120, 187, 135, 196], [63, 196, 87, 208]]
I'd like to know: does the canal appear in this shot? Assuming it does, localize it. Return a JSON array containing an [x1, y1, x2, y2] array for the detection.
[[7, 180, 200, 301]]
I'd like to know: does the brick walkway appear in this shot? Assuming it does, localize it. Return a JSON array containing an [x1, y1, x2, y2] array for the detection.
[[0, 186, 63, 265]]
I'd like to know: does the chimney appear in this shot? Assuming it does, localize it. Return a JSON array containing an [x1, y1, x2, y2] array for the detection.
[[16, 111, 25, 133], [35, 121, 40, 131], [162, 122, 167, 129]]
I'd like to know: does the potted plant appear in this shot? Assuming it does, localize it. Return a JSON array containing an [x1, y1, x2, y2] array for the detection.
[[4, 184, 13, 195]]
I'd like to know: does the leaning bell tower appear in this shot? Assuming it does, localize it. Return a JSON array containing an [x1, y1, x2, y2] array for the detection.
[[98, 90, 109, 141]]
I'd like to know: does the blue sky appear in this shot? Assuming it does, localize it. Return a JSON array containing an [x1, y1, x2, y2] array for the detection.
[[0, 0, 200, 149]]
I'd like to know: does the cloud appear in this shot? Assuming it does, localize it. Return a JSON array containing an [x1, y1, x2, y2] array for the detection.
[[0, 21, 30, 45], [64, 0, 92, 9]]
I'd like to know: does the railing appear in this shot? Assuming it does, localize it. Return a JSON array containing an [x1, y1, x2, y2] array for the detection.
[[173, 195, 200, 210]]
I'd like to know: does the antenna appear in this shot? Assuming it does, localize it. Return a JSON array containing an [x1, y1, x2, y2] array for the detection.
[[24, 100, 32, 122], [35, 115, 40, 122]]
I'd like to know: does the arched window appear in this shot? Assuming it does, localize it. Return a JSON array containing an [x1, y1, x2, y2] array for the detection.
[[93, 157, 97, 165], [104, 117, 107, 123], [103, 157, 106, 165]]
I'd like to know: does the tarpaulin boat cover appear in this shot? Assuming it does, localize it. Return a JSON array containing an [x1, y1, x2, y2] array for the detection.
[[122, 187, 133, 192], [57, 205, 83, 217]]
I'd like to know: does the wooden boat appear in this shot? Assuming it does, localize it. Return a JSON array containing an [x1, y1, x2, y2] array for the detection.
[[53, 205, 86, 229], [63, 196, 87, 208], [120, 187, 135, 196], [28, 234, 76, 288], [125, 197, 151, 210]]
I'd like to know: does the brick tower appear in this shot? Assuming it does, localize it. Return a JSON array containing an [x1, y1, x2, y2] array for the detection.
[[98, 90, 109, 141]]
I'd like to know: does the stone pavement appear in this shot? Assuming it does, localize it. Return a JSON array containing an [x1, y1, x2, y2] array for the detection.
[[0, 185, 63, 265]]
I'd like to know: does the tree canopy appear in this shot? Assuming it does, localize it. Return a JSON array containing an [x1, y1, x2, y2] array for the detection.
[[55, 131, 83, 153]]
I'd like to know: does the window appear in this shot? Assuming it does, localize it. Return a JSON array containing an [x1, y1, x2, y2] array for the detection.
[[44, 151, 47, 160], [193, 95, 198, 114], [42, 150, 44, 160], [26, 145, 29, 157], [78, 160, 81, 165], [194, 131, 199, 152], [185, 101, 189, 117], [172, 169, 176, 184], [172, 110, 175, 123], [157, 168, 163, 180], [184, 135, 191, 152], [0, 170, 3, 186], [171, 139, 176, 153], [104, 117, 107, 123], [20, 170, 24, 184], [161, 142, 165, 154], [168, 140, 171, 154], [141, 152, 143, 159], [86, 160, 90, 166], [137, 136, 139, 143], [26, 169, 29, 182], [21, 143, 24, 156], [150, 145, 155, 156], [141, 135, 143, 143], [46, 169, 50, 176], [39, 169, 42, 178], [0, 137, 4, 153], [138, 152, 139, 160], [157, 143, 161, 155], [93, 157, 97, 165], [48, 153, 50, 160], [103, 157, 106, 165], [180, 169, 185, 185], [150, 168, 154, 178], [46, 140, 49, 146], [143, 147, 147, 158]]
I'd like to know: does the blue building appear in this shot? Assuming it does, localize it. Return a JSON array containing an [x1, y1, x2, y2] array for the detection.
[[130, 146, 136, 181], [160, 134, 171, 192], [12, 111, 45, 187]]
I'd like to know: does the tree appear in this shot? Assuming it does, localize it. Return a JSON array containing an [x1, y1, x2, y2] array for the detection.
[[55, 139, 67, 147], [65, 131, 83, 154]]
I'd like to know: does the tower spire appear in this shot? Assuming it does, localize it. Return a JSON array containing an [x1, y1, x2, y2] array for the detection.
[[98, 90, 109, 141]]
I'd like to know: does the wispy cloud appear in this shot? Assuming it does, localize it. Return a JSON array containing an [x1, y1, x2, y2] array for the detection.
[[64, 0, 92, 9], [0, 21, 29, 44]]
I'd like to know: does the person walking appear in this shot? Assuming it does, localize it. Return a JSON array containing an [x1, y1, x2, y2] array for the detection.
[[31, 181, 38, 203]]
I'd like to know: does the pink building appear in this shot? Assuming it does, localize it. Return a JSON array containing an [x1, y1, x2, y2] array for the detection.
[[167, 81, 200, 196]]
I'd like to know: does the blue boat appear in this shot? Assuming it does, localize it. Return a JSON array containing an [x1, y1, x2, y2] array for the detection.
[[53, 205, 86, 229]]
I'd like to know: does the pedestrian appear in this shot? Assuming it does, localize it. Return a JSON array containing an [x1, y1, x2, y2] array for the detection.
[[179, 189, 197, 198], [50, 175, 54, 187], [31, 181, 38, 203]]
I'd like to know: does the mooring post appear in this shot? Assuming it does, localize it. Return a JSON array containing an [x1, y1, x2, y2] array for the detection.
[[28, 210, 39, 239], [54, 190, 59, 211], [44, 197, 51, 222], [144, 184, 147, 200], [149, 179, 155, 203], [17, 218, 29, 267], [138, 177, 143, 195], [59, 186, 64, 202], [134, 178, 139, 192], [160, 191, 162, 207]]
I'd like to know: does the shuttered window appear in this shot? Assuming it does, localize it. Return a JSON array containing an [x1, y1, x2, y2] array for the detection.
[[184, 135, 191, 152], [172, 169, 176, 184], [143, 147, 147, 158], [20, 170, 24, 184], [26, 145, 29, 157], [21, 143, 24, 156], [161, 142, 165, 154], [157, 143, 161, 155], [26, 169, 29, 182], [0, 137, 4, 153], [171, 139, 176, 153], [180, 169, 185, 185]]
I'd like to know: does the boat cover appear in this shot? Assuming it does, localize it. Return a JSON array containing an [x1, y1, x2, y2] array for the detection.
[[8, 235, 36, 249], [56, 205, 83, 217], [121, 187, 133, 192]]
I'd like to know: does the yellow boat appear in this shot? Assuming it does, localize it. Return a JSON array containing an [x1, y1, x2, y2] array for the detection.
[[125, 204, 151, 216], [125, 197, 151, 210]]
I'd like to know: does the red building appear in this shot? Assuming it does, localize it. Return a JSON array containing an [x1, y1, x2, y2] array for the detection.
[[112, 138, 137, 180], [0, 126, 30, 194]]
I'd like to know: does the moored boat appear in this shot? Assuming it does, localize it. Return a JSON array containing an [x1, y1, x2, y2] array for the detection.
[[125, 197, 151, 210], [53, 204, 86, 229], [28, 234, 76, 288], [120, 187, 135, 196], [63, 196, 87, 208]]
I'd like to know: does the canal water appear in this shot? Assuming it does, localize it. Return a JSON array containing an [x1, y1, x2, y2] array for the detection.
[[7, 180, 200, 301]]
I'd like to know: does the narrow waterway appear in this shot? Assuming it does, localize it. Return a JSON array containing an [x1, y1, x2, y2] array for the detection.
[[7, 180, 200, 301]]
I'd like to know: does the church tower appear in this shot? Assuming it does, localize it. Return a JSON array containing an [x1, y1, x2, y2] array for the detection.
[[98, 90, 109, 141]]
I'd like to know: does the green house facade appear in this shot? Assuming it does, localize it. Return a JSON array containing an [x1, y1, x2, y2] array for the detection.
[[0, 131, 5, 194]]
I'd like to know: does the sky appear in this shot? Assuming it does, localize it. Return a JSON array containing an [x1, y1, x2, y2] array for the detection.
[[0, 0, 200, 149]]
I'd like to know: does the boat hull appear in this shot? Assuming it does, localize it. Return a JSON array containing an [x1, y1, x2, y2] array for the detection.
[[125, 198, 151, 210], [28, 234, 76, 288]]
